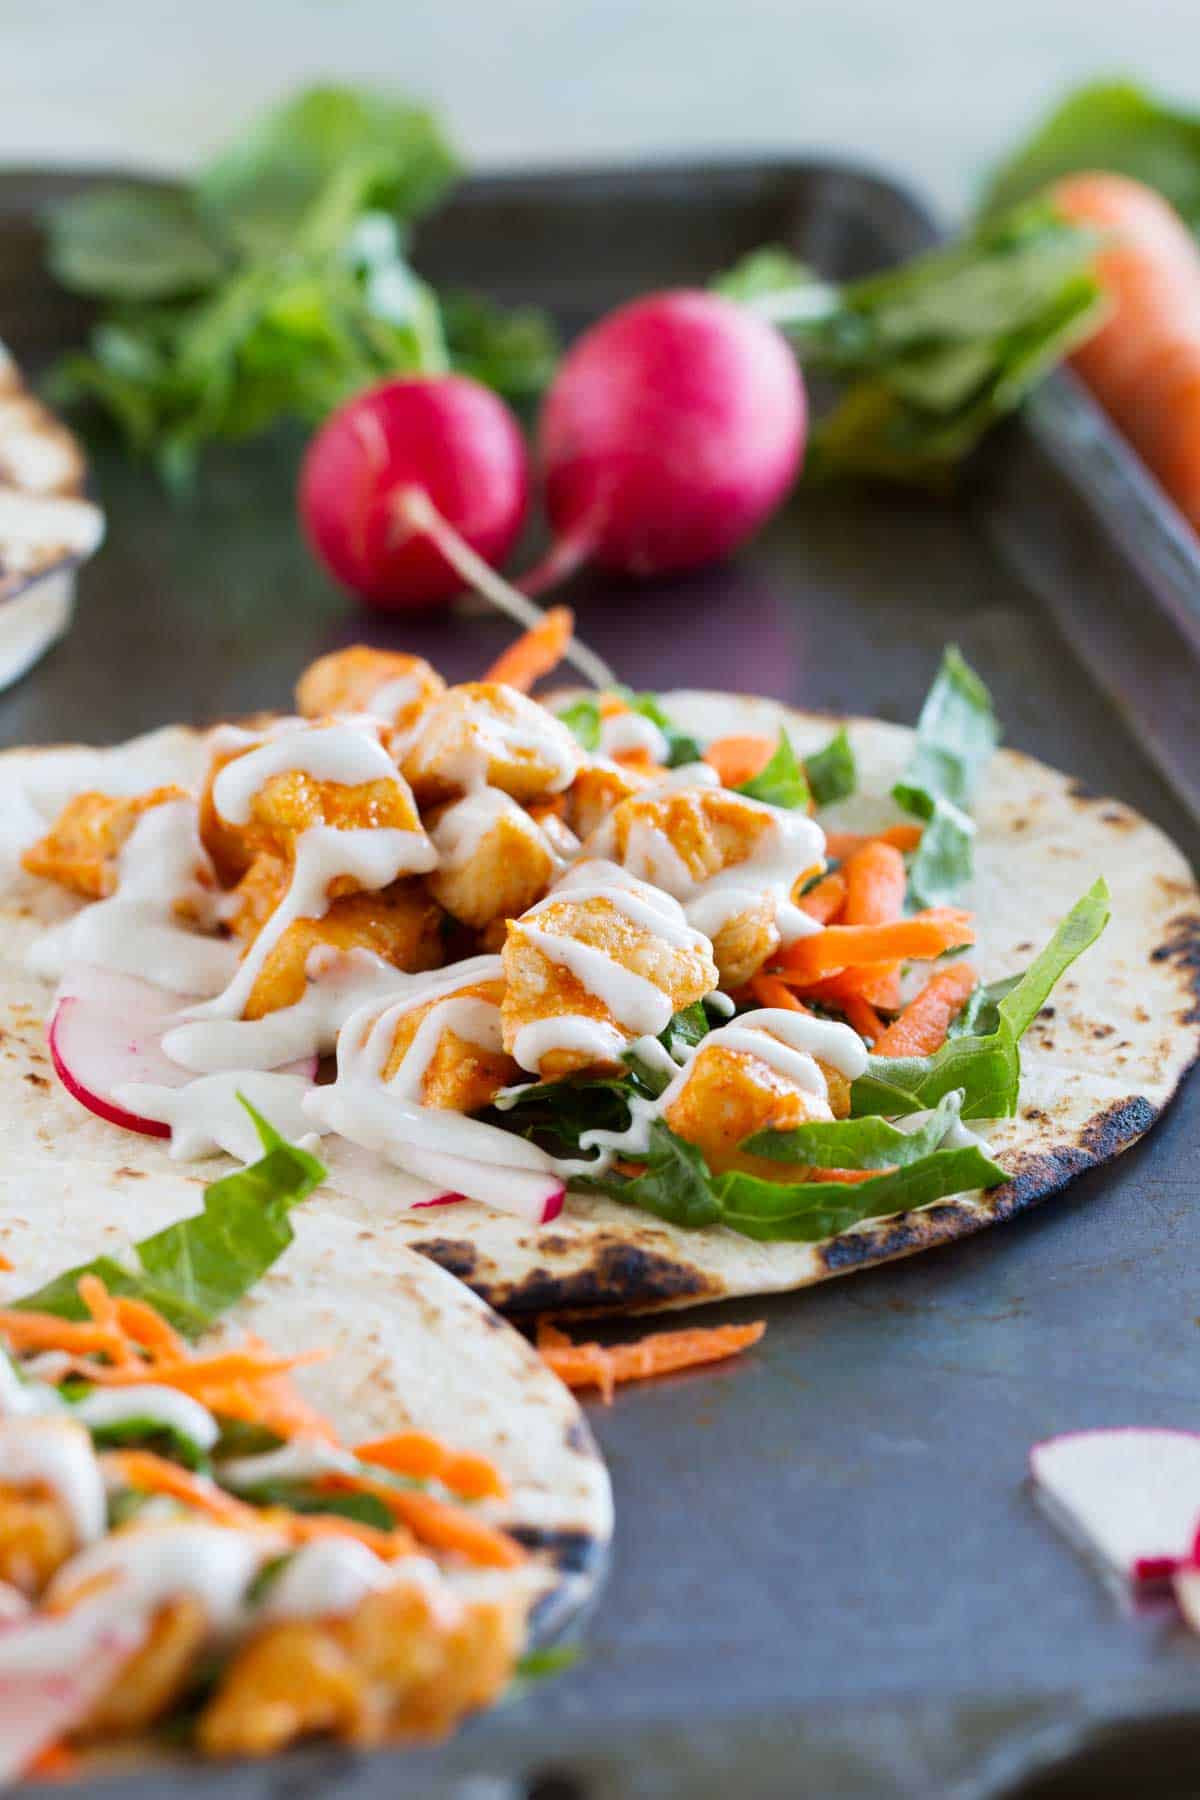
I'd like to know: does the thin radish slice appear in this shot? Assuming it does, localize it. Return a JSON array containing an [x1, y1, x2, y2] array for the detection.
[[1030, 1429, 1200, 1585], [395, 1144, 564, 1225], [410, 1191, 467, 1209], [50, 965, 316, 1140]]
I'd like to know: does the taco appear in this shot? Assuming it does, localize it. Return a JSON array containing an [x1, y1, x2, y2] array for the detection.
[[0, 1112, 611, 1776], [1, 635, 1197, 1316]]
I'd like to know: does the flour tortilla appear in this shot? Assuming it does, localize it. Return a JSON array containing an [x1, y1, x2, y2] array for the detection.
[[0, 692, 1197, 1319]]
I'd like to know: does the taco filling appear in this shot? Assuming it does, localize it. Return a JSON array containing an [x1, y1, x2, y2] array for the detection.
[[12, 637, 1111, 1246]]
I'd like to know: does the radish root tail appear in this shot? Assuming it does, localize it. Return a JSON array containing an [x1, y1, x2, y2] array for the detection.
[[394, 488, 616, 690]]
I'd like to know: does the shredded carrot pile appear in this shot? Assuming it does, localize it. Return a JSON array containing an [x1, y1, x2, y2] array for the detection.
[[838, 839, 907, 1011], [749, 973, 812, 1014], [797, 870, 846, 923], [483, 606, 575, 691], [1, 1278, 522, 1570], [704, 733, 777, 788], [537, 1320, 765, 1405]]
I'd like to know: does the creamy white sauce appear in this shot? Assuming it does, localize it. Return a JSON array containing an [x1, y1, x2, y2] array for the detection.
[[0, 1418, 105, 1545], [217, 1436, 357, 1490], [508, 864, 715, 1075], [212, 721, 404, 825], [189, 824, 434, 1025], [72, 1387, 219, 1451], [163, 944, 409, 1073], [46, 1520, 276, 1630], [367, 672, 426, 722], [0, 1354, 63, 1418], [893, 1106, 990, 1152], [113, 1069, 317, 1163], [430, 785, 568, 886], [259, 1540, 443, 1622], [598, 711, 669, 762], [565, 1007, 867, 1174], [403, 687, 581, 796], [590, 787, 826, 952], [29, 799, 236, 996]]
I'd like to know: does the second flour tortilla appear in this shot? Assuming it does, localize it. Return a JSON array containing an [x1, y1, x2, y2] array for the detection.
[[0, 690, 1196, 1315]]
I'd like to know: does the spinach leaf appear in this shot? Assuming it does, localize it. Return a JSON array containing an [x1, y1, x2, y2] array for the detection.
[[806, 727, 857, 807], [893, 646, 998, 907], [85, 1416, 211, 1473], [746, 1087, 968, 1170], [735, 732, 811, 811], [983, 81, 1200, 233], [585, 1118, 1005, 1242], [851, 881, 1110, 1120], [12, 1100, 324, 1338]]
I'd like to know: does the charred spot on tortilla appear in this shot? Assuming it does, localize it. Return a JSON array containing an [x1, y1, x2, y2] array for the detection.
[[408, 1237, 481, 1281], [508, 1523, 606, 1575], [485, 1241, 723, 1319]]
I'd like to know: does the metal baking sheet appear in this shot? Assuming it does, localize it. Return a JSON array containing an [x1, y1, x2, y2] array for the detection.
[[2, 159, 1200, 1798]]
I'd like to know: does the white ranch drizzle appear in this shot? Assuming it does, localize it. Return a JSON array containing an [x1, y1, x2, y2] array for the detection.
[[0, 1417, 106, 1546], [0, 1354, 63, 1417], [212, 721, 404, 825], [590, 785, 826, 951], [162, 945, 411, 1073], [401, 687, 581, 795], [598, 711, 669, 762], [893, 1107, 990, 1152], [258, 1540, 445, 1624], [46, 1520, 276, 1631], [72, 1387, 220, 1452], [560, 1007, 868, 1176], [366, 671, 426, 722], [430, 786, 572, 883], [217, 1436, 357, 1490], [112, 1069, 316, 1163], [305, 959, 559, 1183], [507, 863, 715, 1076], [29, 799, 237, 997]]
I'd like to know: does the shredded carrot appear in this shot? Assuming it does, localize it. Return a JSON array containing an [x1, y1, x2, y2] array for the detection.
[[330, 1479, 525, 1568], [840, 994, 885, 1042], [278, 1510, 413, 1561], [749, 974, 812, 1014], [824, 824, 923, 860], [818, 1168, 891, 1185], [76, 1275, 136, 1368], [26, 1742, 78, 1781], [113, 1296, 187, 1361], [356, 1431, 508, 1502], [775, 910, 974, 983], [537, 1320, 765, 1405], [0, 1253, 13, 1273], [797, 870, 846, 923], [484, 606, 575, 692], [0, 1311, 131, 1360], [101, 1450, 264, 1528], [872, 962, 978, 1058], [703, 734, 777, 788], [838, 839, 907, 1011]]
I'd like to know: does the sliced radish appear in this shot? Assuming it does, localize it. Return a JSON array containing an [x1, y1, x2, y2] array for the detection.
[[0, 1607, 144, 1781], [50, 964, 316, 1140], [410, 1191, 467, 1209], [397, 1146, 564, 1225], [1030, 1429, 1200, 1585]]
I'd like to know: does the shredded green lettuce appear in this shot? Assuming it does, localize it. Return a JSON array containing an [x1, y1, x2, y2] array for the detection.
[[851, 881, 1110, 1120], [12, 1100, 325, 1338], [893, 646, 998, 907], [746, 1088, 970, 1170]]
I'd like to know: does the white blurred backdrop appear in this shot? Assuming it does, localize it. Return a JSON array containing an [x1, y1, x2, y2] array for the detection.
[[2, 0, 1198, 217]]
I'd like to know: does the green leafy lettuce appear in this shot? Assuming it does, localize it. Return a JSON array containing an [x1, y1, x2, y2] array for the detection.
[[715, 197, 1104, 485], [806, 727, 857, 807], [735, 732, 810, 810], [12, 1101, 325, 1338], [983, 80, 1200, 233], [851, 880, 1110, 1120], [893, 646, 998, 907], [47, 85, 556, 485]]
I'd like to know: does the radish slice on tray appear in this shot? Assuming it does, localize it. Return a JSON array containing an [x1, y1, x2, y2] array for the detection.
[[50, 965, 316, 1140], [1030, 1429, 1200, 1585]]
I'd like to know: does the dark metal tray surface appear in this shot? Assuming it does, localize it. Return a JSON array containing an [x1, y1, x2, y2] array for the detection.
[[2, 157, 1200, 1799]]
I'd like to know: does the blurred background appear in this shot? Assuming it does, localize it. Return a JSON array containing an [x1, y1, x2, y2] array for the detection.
[[3, 0, 1197, 213]]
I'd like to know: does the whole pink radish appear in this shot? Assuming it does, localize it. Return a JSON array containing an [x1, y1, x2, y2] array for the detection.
[[299, 373, 530, 609], [526, 289, 807, 589]]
